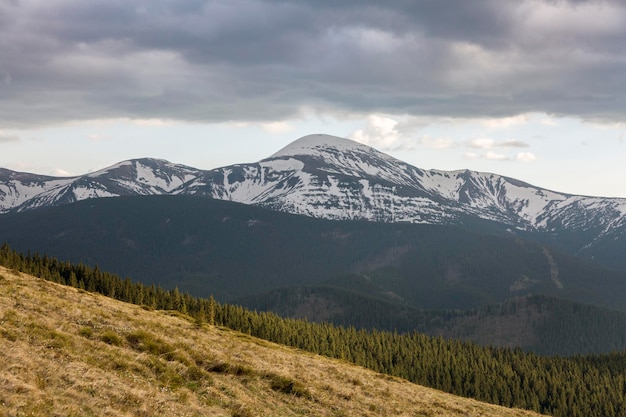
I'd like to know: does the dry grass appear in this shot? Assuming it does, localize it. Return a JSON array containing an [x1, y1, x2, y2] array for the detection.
[[0, 267, 546, 417]]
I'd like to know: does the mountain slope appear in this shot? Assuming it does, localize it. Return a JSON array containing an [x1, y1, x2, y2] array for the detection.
[[2, 195, 626, 316], [186, 135, 626, 260], [2, 134, 626, 267], [0, 266, 544, 417], [0, 158, 199, 213], [238, 286, 626, 356]]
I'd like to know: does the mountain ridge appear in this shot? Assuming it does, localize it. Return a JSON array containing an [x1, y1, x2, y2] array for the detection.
[[2, 134, 626, 265]]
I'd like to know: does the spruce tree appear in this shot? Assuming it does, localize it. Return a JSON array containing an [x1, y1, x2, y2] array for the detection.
[[208, 295, 216, 326]]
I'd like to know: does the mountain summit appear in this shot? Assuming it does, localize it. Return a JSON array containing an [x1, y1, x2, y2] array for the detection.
[[0, 158, 199, 213], [1, 134, 626, 260], [271, 134, 374, 158], [183, 134, 626, 236]]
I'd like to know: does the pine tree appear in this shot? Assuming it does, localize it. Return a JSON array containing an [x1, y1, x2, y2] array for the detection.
[[208, 295, 216, 326], [69, 271, 78, 287], [195, 302, 206, 327]]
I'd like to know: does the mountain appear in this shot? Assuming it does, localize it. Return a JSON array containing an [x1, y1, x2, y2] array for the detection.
[[3, 267, 548, 417], [3, 195, 626, 311], [182, 134, 626, 267], [3, 195, 626, 356], [0, 158, 199, 213], [2, 134, 626, 269], [188, 134, 626, 234]]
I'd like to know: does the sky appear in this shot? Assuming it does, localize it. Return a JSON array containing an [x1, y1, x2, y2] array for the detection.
[[1, 0, 626, 198]]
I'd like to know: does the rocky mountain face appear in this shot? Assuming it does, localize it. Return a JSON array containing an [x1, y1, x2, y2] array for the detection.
[[2, 134, 626, 256]]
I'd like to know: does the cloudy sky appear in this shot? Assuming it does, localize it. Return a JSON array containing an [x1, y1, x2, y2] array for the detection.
[[1, 0, 625, 197]]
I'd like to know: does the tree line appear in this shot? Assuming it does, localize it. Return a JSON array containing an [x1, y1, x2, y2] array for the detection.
[[1, 243, 624, 417]]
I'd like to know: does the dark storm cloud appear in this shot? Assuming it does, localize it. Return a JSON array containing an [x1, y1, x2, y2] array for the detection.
[[1, 0, 625, 127]]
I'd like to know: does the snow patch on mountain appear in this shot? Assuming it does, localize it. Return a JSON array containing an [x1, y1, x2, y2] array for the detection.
[[73, 186, 118, 200], [0, 176, 74, 213]]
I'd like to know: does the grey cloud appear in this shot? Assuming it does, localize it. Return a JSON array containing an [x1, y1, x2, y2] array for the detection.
[[0, 135, 19, 143], [496, 140, 530, 148], [1, 0, 626, 127]]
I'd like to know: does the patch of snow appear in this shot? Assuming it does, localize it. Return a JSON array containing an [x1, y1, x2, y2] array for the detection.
[[73, 186, 117, 200], [261, 158, 305, 172], [0, 178, 74, 211], [135, 162, 171, 190], [359, 179, 374, 202]]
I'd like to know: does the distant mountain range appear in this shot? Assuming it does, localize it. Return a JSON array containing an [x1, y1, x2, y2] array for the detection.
[[3, 134, 626, 355], [2, 134, 626, 269]]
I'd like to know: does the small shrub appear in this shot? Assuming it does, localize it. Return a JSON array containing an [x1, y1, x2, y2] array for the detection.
[[205, 360, 230, 374], [1, 329, 18, 341], [101, 331, 122, 346], [2, 309, 18, 325], [45, 330, 71, 350], [162, 349, 190, 365], [79, 327, 94, 338], [126, 330, 160, 353], [231, 364, 254, 377], [112, 358, 130, 372], [144, 356, 167, 375], [350, 377, 363, 386], [186, 381, 200, 391], [125, 330, 187, 364], [265, 373, 312, 399], [186, 365, 209, 382]]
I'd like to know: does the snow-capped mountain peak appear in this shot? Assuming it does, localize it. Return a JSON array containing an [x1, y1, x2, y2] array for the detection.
[[270, 134, 420, 187], [86, 158, 199, 193], [272, 134, 378, 158], [0, 158, 200, 213]]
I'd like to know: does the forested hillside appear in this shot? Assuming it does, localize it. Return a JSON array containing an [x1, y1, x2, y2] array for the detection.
[[237, 285, 626, 355], [1, 244, 625, 417], [2, 195, 626, 312]]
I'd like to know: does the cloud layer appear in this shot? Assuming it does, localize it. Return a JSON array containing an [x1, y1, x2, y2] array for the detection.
[[2, 0, 626, 127]]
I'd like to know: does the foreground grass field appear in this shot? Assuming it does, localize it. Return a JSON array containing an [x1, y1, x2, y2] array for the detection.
[[0, 266, 545, 417]]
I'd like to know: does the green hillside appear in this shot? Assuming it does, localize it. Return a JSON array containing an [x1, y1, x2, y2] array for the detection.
[[1, 245, 625, 417]]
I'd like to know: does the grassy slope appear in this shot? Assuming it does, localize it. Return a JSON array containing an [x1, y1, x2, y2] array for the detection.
[[0, 266, 544, 417]]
